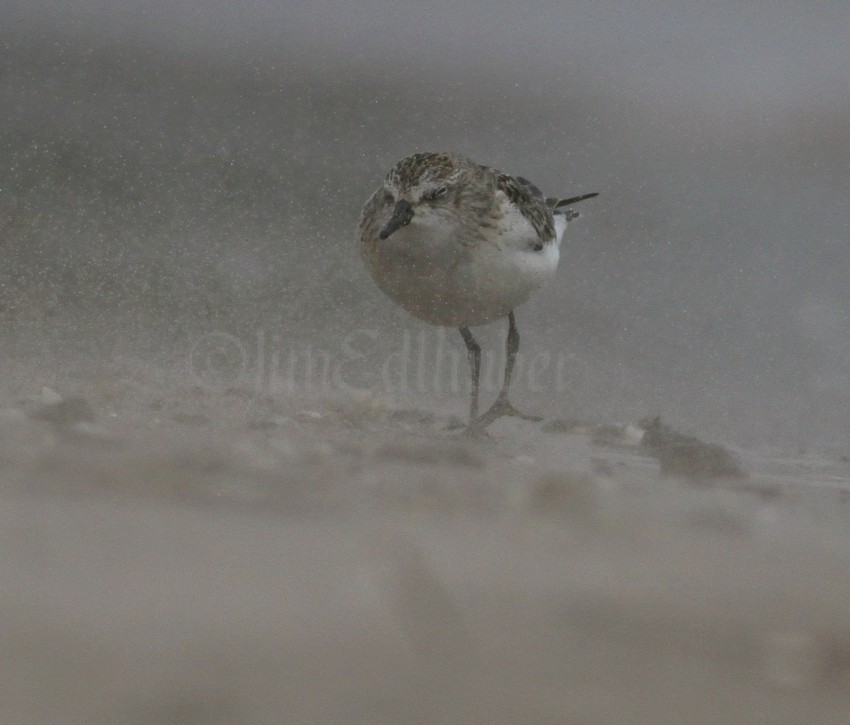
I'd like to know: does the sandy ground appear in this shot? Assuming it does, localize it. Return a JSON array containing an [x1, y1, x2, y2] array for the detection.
[[1, 368, 850, 724]]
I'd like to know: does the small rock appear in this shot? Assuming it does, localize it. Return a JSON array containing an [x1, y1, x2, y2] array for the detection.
[[639, 415, 745, 480], [621, 423, 645, 446], [657, 440, 745, 481]]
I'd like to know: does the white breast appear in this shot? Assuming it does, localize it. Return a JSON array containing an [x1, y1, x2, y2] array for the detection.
[[466, 237, 560, 323], [361, 191, 563, 328]]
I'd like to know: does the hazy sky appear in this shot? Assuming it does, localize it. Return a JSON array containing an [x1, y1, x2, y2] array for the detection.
[[8, 0, 850, 117]]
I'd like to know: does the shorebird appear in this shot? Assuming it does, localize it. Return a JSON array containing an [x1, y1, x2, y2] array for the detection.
[[359, 151, 597, 430]]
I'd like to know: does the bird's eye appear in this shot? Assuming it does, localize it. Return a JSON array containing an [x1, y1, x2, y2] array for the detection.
[[424, 186, 448, 201]]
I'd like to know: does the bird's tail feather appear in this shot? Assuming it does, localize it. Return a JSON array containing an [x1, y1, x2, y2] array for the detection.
[[551, 192, 599, 210]]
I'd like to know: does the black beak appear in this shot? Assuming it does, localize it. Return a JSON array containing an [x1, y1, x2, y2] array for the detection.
[[379, 199, 414, 240]]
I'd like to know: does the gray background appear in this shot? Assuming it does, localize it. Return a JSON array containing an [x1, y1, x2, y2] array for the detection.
[[2, 1, 849, 447]]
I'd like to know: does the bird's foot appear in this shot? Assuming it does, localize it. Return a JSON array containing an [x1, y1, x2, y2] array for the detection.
[[466, 398, 543, 432]]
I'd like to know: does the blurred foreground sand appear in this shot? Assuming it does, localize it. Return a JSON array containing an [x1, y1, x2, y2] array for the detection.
[[1, 375, 850, 724]]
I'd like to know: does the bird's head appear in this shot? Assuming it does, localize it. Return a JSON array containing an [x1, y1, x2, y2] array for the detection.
[[377, 152, 484, 240]]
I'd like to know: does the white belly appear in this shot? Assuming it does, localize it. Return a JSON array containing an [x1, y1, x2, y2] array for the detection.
[[362, 226, 560, 327]]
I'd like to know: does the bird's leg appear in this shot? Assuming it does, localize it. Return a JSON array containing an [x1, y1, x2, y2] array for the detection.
[[470, 311, 543, 430], [458, 326, 481, 422], [502, 310, 521, 398]]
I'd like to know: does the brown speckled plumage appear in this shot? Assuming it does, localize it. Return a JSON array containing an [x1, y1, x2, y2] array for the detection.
[[358, 151, 598, 429], [491, 171, 556, 241], [361, 152, 558, 247]]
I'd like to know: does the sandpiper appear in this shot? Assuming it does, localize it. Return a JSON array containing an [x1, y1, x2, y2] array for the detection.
[[359, 151, 597, 430]]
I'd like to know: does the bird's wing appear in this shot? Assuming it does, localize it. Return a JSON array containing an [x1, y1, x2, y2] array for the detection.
[[490, 169, 556, 243]]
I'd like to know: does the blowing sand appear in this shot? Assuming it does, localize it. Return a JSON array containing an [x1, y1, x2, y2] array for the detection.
[[1, 369, 849, 724]]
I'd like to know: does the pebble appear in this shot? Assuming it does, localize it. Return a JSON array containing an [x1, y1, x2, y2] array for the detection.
[[41, 386, 63, 405]]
